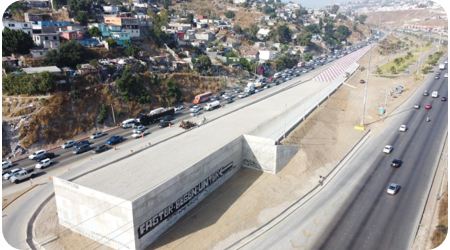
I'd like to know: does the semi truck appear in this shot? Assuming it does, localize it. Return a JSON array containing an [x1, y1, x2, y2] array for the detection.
[[136, 108, 175, 125], [439, 63, 446, 70], [203, 100, 221, 111]]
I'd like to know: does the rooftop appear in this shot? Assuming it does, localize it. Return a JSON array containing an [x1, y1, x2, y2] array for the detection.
[[22, 66, 61, 74]]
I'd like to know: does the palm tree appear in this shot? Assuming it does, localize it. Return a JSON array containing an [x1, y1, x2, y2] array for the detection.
[[399, 57, 405, 65], [394, 58, 401, 66]]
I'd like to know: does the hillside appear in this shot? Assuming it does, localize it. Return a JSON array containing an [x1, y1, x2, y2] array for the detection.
[[365, 9, 447, 29]]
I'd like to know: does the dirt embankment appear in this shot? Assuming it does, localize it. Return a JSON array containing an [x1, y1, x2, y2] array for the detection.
[[365, 9, 447, 29]]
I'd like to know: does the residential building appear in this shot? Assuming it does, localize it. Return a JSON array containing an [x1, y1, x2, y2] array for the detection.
[[245, 50, 260, 62], [30, 49, 50, 59], [24, 13, 44, 24], [103, 5, 119, 14], [259, 50, 276, 61], [32, 33, 60, 49], [21, 66, 62, 75], [25, 0, 51, 9], [234, 0, 248, 3], [104, 17, 141, 37], [2, 56, 18, 67], [78, 64, 97, 75], [38, 21, 71, 27], [162, 23, 192, 33], [2, 21, 33, 35], [194, 32, 215, 42], [60, 30, 84, 40], [89, 23, 131, 46]]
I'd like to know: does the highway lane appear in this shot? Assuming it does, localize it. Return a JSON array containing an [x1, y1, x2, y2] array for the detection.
[[240, 61, 447, 250], [1, 60, 336, 191]]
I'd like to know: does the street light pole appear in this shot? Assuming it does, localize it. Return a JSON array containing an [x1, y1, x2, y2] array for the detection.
[[361, 44, 373, 126], [438, 18, 443, 52], [416, 34, 424, 75], [111, 104, 116, 125]]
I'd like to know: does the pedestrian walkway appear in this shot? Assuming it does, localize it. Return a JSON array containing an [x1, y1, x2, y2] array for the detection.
[[312, 45, 372, 82]]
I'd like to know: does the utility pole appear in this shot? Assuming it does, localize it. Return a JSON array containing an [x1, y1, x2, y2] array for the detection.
[[111, 104, 116, 125], [360, 44, 373, 126], [284, 103, 287, 139], [438, 18, 444, 52], [416, 34, 424, 75]]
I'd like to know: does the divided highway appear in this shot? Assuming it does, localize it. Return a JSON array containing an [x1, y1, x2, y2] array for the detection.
[[240, 61, 448, 250]]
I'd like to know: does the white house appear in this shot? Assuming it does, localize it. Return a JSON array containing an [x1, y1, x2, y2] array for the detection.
[[259, 50, 276, 61], [32, 33, 60, 49], [2, 20, 33, 35]]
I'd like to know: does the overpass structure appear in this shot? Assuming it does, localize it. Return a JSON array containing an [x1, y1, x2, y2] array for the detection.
[[53, 44, 373, 249]]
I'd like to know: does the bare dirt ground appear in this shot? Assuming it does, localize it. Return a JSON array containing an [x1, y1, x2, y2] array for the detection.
[[32, 36, 437, 249], [366, 9, 447, 29]]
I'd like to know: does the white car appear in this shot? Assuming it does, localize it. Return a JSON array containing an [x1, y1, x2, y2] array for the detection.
[[414, 104, 420, 109], [190, 109, 201, 116], [132, 125, 146, 133], [399, 125, 407, 132], [383, 145, 393, 154], [2, 161, 13, 170], [387, 183, 400, 195], [3, 168, 21, 180], [189, 105, 200, 112], [445, 73, 448, 78], [432, 91, 439, 98], [35, 158, 52, 169], [28, 150, 47, 160], [61, 140, 77, 149], [238, 93, 248, 98], [174, 105, 185, 111], [131, 130, 150, 138], [90, 131, 106, 139]]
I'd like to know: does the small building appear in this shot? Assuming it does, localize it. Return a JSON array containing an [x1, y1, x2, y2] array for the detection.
[[259, 50, 276, 61], [103, 5, 120, 14], [21, 66, 62, 75], [78, 64, 97, 75], [24, 13, 44, 24], [32, 33, 60, 49], [60, 30, 85, 40], [30, 48, 50, 58], [162, 23, 192, 33], [2, 56, 18, 67], [25, 0, 51, 9], [104, 17, 141, 37], [245, 50, 260, 62], [194, 32, 215, 42], [2, 21, 33, 35]]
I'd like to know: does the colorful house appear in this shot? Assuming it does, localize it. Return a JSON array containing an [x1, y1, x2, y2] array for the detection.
[[60, 30, 84, 40]]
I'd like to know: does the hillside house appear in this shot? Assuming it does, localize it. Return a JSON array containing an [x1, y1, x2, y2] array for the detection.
[[105, 17, 141, 37], [32, 33, 60, 49], [2, 21, 33, 35]]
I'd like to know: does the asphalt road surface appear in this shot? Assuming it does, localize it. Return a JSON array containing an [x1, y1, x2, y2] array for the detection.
[[241, 60, 448, 250]]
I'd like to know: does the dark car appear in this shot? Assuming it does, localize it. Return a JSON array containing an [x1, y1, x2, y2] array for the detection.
[[390, 159, 402, 168], [441, 97, 447, 101], [34, 152, 56, 162], [91, 145, 109, 154], [219, 91, 225, 96], [435, 75, 440, 79], [187, 104, 196, 109], [227, 98, 234, 103], [106, 136, 123, 145], [161, 115, 173, 122], [158, 121, 172, 128], [423, 91, 429, 96], [74, 140, 90, 148], [72, 144, 90, 154]]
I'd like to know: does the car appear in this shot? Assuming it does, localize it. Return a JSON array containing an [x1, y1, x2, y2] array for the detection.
[[131, 130, 150, 138], [35, 158, 52, 169], [106, 136, 123, 145], [210, 96, 217, 101], [383, 145, 393, 154], [387, 183, 400, 195], [264, 84, 271, 89], [432, 91, 439, 98], [187, 104, 196, 109], [73, 144, 91, 154], [159, 121, 172, 128], [161, 115, 173, 122], [190, 109, 201, 116], [390, 159, 402, 168], [436, 72, 441, 75], [435, 75, 440, 79], [255, 88, 263, 93], [233, 87, 240, 93], [34, 152, 56, 161], [218, 91, 225, 96], [132, 125, 147, 133], [61, 140, 77, 149], [90, 131, 106, 139], [91, 145, 109, 154], [425, 104, 432, 109], [29, 150, 47, 160], [74, 140, 90, 148], [174, 105, 185, 111], [227, 98, 234, 103], [2, 161, 13, 170], [189, 105, 200, 112], [414, 104, 420, 109], [399, 125, 407, 132], [423, 90, 429, 96], [359, 79, 365, 84], [445, 73, 448, 78], [3, 168, 22, 180], [238, 93, 248, 98], [441, 97, 447, 101], [285, 77, 291, 81]]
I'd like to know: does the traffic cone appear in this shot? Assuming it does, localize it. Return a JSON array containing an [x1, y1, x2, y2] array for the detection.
[[222, 105, 223, 108], [48, 175, 52, 180], [142, 134, 144, 138], [169, 123, 171, 127], [114, 146, 116, 150]]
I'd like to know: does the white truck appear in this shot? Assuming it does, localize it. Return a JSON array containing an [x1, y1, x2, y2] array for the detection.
[[203, 100, 221, 111], [439, 63, 446, 70], [10, 169, 38, 183]]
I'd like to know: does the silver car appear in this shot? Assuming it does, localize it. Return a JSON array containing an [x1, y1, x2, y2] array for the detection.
[[62, 140, 77, 149]]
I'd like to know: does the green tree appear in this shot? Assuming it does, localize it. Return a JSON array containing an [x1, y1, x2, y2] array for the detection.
[[330, 5, 339, 14], [297, 32, 312, 46], [336, 25, 351, 37], [226, 51, 238, 58], [125, 45, 139, 57], [276, 23, 292, 44], [319, 18, 324, 30], [44, 40, 86, 68], [187, 13, 194, 25], [2, 28, 34, 56], [197, 55, 212, 70], [233, 24, 242, 34], [165, 79, 181, 103], [75, 11, 89, 26], [248, 23, 260, 39], [303, 52, 313, 61], [390, 66, 397, 74], [325, 22, 334, 33], [225, 11, 235, 19], [89, 26, 101, 37], [163, 0, 171, 9], [105, 38, 118, 48], [357, 14, 368, 24], [304, 24, 321, 34], [97, 105, 108, 124]]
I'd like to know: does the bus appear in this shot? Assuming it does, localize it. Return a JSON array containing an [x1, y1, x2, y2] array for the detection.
[[194, 92, 212, 104]]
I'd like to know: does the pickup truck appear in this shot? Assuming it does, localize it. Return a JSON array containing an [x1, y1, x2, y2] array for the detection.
[[106, 136, 124, 145], [10, 169, 38, 183]]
